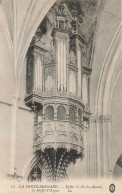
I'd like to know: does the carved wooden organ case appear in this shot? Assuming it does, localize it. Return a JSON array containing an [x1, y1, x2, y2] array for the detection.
[[25, 1, 91, 181]]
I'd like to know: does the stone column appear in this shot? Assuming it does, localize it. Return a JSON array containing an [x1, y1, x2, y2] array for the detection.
[[99, 115, 112, 177], [89, 115, 112, 178], [10, 94, 19, 174], [83, 121, 88, 178], [89, 116, 98, 178]]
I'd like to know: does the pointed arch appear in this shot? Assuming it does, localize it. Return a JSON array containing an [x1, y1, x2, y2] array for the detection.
[[22, 155, 42, 180], [95, 23, 122, 116], [113, 153, 122, 178]]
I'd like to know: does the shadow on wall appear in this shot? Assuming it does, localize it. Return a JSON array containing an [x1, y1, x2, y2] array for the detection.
[[113, 154, 122, 178]]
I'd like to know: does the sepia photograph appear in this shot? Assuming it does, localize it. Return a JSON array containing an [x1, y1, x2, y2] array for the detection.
[[0, 0, 121, 193]]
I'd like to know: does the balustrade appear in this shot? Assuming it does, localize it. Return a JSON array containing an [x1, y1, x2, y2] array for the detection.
[[33, 120, 84, 154]]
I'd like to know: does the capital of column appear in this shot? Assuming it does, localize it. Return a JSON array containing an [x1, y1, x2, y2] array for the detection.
[[90, 115, 112, 123], [99, 115, 112, 122]]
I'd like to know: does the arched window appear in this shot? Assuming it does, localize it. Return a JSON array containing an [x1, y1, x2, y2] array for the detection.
[[45, 106, 54, 120], [57, 105, 66, 120], [28, 165, 42, 182], [69, 107, 76, 122]]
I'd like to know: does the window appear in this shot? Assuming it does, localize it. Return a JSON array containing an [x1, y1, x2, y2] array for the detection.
[[69, 107, 76, 122], [45, 106, 54, 120], [57, 105, 66, 120]]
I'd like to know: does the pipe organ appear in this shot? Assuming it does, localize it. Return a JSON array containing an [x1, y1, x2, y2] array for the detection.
[[25, 1, 91, 182]]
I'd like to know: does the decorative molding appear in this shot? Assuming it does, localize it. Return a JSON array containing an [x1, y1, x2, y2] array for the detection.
[[0, 100, 12, 106], [90, 115, 112, 123], [25, 91, 84, 109], [44, 66, 55, 80], [52, 28, 70, 40], [7, 171, 23, 181], [34, 120, 84, 154], [82, 65, 92, 75], [18, 105, 31, 112], [69, 50, 76, 66], [68, 64, 78, 71], [99, 115, 112, 122]]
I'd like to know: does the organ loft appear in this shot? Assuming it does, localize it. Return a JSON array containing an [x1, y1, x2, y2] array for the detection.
[[24, 0, 92, 181]]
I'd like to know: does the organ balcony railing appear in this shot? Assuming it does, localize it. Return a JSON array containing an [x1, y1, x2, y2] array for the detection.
[[33, 120, 84, 155]]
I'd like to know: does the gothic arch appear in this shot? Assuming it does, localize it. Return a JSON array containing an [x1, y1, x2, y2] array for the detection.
[[89, 23, 122, 178], [113, 153, 122, 178], [22, 155, 43, 180], [95, 23, 122, 116]]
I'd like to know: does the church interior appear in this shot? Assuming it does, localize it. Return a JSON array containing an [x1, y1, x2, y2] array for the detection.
[[0, 0, 122, 181]]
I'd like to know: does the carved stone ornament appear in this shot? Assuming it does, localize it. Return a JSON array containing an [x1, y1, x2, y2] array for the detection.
[[34, 134, 42, 143], [49, 42, 56, 62], [56, 123, 67, 133], [44, 123, 54, 135], [55, 32, 68, 41], [7, 168, 23, 181], [69, 50, 76, 66], [45, 67, 55, 80], [35, 126, 42, 135], [43, 55, 51, 64], [90, 115, 112, 123]]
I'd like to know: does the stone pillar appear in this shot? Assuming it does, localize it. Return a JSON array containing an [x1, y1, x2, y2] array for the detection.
[[89, 115, 112, 178], [87, 123, 90, 178], [83, 122, 88, 178], [89, 116, 98, 178], [100, 115, 112, 177], [10, 94, 19, 174]]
